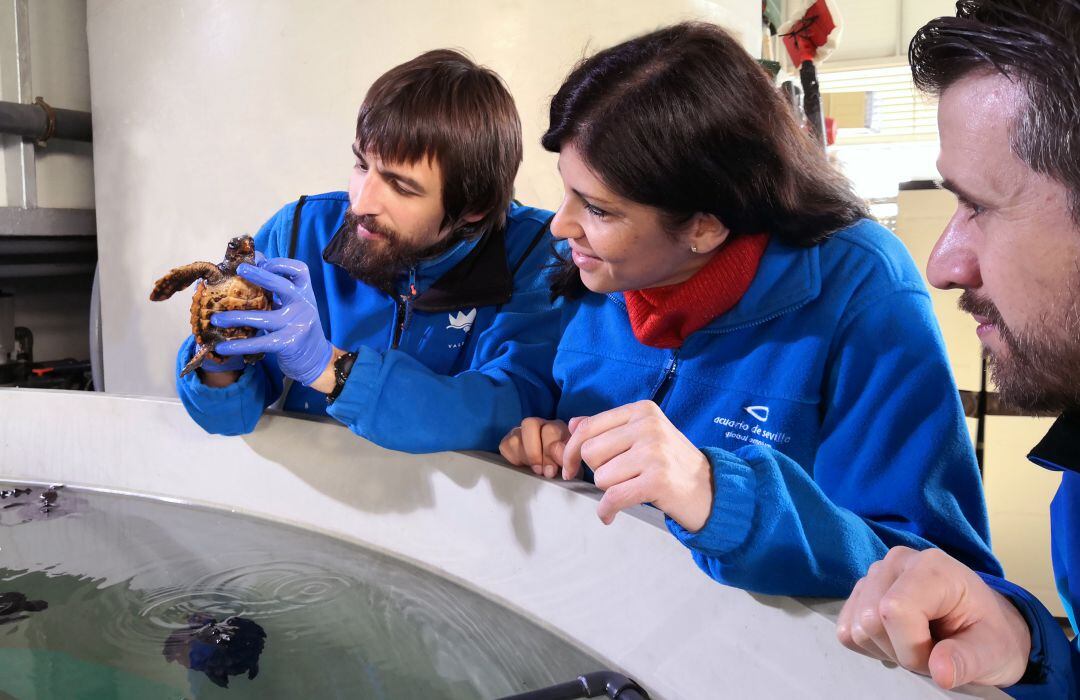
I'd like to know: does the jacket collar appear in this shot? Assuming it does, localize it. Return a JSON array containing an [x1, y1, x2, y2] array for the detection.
[[700, 237, 821, 334], [1029, 411, 1080, 474], [323, 221, 512, 311], [602, 237, 822, 332]]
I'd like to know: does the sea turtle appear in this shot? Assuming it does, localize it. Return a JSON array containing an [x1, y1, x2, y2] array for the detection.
[[149, 235, 271, 376], [0, 591, 48, 625], [163, 613, 267, 688]]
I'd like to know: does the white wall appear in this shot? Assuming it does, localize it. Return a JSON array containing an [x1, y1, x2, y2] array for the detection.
[[87, 0, 760, 396], [823, 0, 956, 66]]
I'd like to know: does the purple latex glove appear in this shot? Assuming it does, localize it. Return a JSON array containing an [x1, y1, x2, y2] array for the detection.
[[212, 258, 333, 387]]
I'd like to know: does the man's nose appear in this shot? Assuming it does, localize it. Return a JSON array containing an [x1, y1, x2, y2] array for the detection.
[[351, 176, 384, 216], [926, 211, 982, 291]]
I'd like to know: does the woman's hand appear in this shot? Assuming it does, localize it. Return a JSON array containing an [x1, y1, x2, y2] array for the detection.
[[499, 418, 571, 479], [562, 400, 713, 529]]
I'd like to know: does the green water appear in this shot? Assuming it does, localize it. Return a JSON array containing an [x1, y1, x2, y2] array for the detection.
[[0, 485, 602, 699]]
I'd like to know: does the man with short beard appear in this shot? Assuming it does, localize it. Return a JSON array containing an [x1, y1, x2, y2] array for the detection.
[[836, 1, 1080, 696], [173, 49, 561, 453]]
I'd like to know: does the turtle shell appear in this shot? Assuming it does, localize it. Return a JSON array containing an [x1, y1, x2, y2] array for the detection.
[[190, 274, 271, 362]]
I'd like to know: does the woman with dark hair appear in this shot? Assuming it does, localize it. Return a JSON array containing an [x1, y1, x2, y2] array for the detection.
[[499, 22, 1001, 597]]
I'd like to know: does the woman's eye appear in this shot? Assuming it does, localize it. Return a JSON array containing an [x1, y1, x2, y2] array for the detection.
[[584, 202, 608, 219]]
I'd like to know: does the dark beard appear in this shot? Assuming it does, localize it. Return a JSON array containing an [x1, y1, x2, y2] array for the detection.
[[338, 211, 456, 295], [959, 290, 1080, 413]]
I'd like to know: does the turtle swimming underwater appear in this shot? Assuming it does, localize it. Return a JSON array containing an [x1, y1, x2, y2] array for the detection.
[[0, 591, 48, 625], [162, 613, 267, 688], [150, 235, 271, 376]]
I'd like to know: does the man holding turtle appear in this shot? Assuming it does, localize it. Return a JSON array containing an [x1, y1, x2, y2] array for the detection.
[[175, 49, 560, 453]]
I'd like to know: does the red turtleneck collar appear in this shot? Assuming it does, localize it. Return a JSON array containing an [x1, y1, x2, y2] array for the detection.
[[623, 233, 770, 349]]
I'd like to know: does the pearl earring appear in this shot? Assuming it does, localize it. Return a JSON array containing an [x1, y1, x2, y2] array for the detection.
[[691, 245, 699, 253]]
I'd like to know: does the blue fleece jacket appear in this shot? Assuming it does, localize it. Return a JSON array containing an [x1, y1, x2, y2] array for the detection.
[[979, 414, 1080, 698], [553, 219, 1001, 597], [176, 192, 561, 452]]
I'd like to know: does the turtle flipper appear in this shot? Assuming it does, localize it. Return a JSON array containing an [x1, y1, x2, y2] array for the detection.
[[150, 262, 224, 301], [180, 344, 213, 377]]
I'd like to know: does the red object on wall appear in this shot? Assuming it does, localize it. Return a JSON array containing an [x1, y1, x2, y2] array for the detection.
[[825, 117, 837, 146], [782, 0, 837, 64]]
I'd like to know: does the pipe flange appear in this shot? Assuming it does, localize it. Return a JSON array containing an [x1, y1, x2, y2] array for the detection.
[[33, 96, 57, 148]]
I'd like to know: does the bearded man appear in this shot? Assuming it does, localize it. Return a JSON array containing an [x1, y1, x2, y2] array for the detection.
[[836, 1, 1080, 696], [175, 49, 560, 453]]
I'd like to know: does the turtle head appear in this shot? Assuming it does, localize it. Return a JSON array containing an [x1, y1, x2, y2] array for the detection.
[[223, 235, 257, 271]]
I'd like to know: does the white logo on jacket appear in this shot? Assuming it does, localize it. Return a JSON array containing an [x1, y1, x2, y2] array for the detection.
[[447, 308, 477, 332], [744, 405, 770, 422], [715, 408, 792, 447]]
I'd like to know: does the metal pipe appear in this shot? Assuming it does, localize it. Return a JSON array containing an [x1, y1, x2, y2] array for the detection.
[[0, 100, 92, 143], [497, 672, 650, 700]]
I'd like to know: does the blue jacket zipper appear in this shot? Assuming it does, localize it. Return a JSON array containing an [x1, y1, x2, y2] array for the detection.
[[651, 351, 680, 405], [391, 268, 418, 350]]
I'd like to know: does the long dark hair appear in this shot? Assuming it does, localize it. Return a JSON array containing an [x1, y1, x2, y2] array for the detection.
[[910, 0, 1080, 224], [545, 23, 865, 255]]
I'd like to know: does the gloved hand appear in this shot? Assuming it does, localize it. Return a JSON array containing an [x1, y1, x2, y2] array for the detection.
[[212, 258, 334, 387]]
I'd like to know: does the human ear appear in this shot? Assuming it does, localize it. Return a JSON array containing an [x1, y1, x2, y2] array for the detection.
[[686, 213, 730, 255]]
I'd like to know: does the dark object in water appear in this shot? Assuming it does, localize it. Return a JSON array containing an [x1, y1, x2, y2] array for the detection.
[[39, 488, 58, 513], [0, 591, 48, 625], [163, 613, 267, 688], [0, 484, 79, 523]]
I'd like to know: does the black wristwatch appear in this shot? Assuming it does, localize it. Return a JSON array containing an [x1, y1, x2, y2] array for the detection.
[[326, 351, 358, 405]]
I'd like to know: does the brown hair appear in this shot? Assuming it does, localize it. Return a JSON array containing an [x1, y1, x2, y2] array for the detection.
[[357, 49, 522, 240], [910, 0, 1080, 224]]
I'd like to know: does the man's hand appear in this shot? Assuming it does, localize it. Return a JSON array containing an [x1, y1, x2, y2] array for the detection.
[[499, 418, 570, 479], [561, 400, 713, 530], [837, 546, 1032, 690], [195, 352, 245, 387], [212, 258, 336, 388]]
